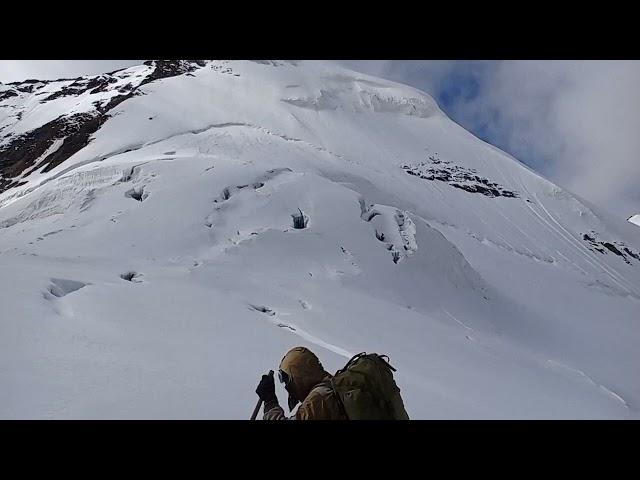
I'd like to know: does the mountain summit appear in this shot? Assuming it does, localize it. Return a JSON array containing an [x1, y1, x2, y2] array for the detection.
[[1, 60, 638, 419]]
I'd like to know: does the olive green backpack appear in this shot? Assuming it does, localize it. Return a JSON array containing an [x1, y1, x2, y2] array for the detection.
[[328, 352, 410, 420]]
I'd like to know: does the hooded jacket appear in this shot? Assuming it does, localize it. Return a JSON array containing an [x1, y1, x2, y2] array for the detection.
[[263, 347, 347, 420]]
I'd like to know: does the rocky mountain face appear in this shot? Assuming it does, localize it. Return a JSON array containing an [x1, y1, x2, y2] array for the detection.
[[0, 61, 206, 192]]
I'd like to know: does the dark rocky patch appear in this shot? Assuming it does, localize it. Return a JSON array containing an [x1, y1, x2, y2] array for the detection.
[[0, 178, 27, 191], [5, 79, 48, 88], [583, 230, 639, 265], [402, 154, 518, 199], [0, 90, 18, 101], [13, 81, 45, 94], [6, 79, 41, 84], [602, 242, 624, 257], [0, 90, 136, 186], [0, 61, 208, 194], [88, 76, 119, 94], [623, 247, 640, 261], [140, 60, 207, 86], [40, 75, 121, 103]]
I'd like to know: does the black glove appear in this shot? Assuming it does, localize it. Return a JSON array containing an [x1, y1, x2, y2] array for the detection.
[[256, 372, 276, 403]]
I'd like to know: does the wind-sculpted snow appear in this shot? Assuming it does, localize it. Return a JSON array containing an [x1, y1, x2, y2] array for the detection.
[[0, 165, 131, 228], [282, 89, 439, 117], [359, 199, 418, 264], [281, 74, 441, 118], [0, 60, 639, 419]]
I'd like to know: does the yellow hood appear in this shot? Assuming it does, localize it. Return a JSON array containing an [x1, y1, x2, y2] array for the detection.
[[279, 347, 330, 402]]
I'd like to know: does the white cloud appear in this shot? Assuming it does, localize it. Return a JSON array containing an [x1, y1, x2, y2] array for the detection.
[[341, 60, 640, 216], [447, 61, 640, 215]]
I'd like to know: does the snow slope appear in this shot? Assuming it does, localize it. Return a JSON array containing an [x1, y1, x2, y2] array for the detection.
[[1, 60, 639, 419]]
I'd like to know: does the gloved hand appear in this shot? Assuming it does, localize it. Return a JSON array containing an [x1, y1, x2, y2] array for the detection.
[[256, 371, 277, 403]]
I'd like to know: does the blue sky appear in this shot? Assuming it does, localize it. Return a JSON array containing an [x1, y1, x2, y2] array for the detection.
[[1, 60, 638, 217]]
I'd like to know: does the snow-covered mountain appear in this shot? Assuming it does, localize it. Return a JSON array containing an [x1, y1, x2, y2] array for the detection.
[[1, 60, 638, 419]]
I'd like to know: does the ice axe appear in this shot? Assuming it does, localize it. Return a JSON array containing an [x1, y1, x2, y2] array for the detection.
[[251, 370, 274, 420]]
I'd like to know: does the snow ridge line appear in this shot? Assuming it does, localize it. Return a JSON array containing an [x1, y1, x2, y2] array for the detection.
[[164, 121, 347, 161], [530, 195, 634, 294], [505, 162, 636, 295], [481, 148, 636, 295], [468, 232, 556, 264], [505, 164, 638, 296], [533, 194, 637, 295], [250, 304, 354, 359], [546, 360, 630, 409], [442, 308, 473, 331], [0, 121, 349, 211]]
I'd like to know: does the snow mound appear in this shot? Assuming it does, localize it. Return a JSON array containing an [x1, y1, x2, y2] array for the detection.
[[282, 79, 440, 118]]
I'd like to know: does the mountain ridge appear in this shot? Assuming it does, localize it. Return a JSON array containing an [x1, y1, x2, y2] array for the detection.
[[0, 60, 638, 419]]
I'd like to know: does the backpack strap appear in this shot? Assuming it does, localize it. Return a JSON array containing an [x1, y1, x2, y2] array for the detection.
[[376, 354, 397, 372], [314, 378, 349, 420], [335, 352, 367, 375], [339, 352, 398, 373], [327, 377, 350, 420]]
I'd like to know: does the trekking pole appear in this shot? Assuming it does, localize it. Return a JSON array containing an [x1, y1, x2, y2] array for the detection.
[[251, 370, 274, 420]]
